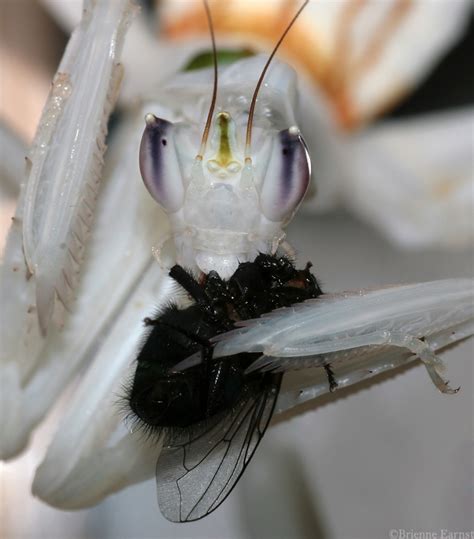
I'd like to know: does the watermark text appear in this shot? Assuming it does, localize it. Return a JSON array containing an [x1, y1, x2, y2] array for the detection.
[[389, 530, 474, 539]]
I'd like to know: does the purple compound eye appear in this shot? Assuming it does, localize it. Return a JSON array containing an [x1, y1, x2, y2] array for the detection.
[[259, 127, 311, 223], [139, 114, 185, 213]]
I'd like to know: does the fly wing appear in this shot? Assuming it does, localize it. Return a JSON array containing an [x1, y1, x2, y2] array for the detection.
[[156, 375, 281, 522]]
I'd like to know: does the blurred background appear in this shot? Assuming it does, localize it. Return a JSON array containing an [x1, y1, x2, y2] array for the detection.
[[1, 1, 473, 538]]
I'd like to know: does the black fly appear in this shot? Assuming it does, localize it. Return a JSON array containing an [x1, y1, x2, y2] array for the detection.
[[128, 0, 313, 522], [128, 255, 321, 521]]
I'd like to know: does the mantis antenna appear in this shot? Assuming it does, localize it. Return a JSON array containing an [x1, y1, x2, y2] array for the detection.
[[245, 0, 309, 163], [197, 0, 219, 160]]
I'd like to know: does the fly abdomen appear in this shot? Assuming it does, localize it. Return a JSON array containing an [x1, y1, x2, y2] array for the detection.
[[129, 304, 214, 429]]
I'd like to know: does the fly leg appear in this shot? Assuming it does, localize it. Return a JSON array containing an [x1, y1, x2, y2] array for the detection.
[[169, 265, 223, 326], [204, 358, 243, 418], [169, 265, 235, 330], [204, 360, 229, 417], [324, 363, 338, 392]]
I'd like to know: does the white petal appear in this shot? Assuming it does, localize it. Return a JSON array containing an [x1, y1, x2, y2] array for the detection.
[[159, 0, 471, 126], [0, 122, 25, 197], [349, 1, 470, 121], [348, 109, 474, 248], [39, 0, 82, 31]]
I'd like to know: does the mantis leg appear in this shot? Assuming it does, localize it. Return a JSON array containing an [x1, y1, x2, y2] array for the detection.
[[272, 330, 459, 395]]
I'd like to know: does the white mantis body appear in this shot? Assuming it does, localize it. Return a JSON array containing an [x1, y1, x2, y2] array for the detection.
[[139, 55, 310, 277], [0, 0, 472, 525]]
